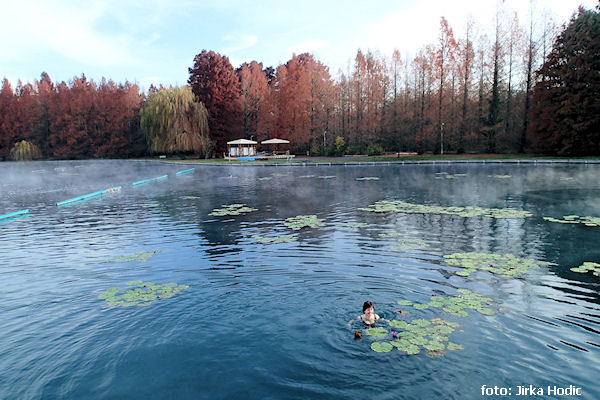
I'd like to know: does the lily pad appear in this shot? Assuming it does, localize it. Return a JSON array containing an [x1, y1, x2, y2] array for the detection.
[[544, 215, 600, 227], [447, 342, 464, 351], [359, 200, 531, 219], [443, 252, 551, 277], [570, 261, 600, 276], [252, 235, 296, 244], [209, 203, 257, 217], [283, 215, 325, 230], [371, 342, 394, 352], [367, 327, 388, 337], [97, 281, 189, 307], [103, 250, 162, 263], [397, 300, 413, 306]]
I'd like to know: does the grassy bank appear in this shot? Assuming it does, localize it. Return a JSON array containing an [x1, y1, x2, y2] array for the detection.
[[156, 153, 600, 165]]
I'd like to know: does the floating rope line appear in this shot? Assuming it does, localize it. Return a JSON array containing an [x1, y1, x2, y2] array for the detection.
[[56, 187, 122, 206], [175, 168, 195, 176], [132, 175, 168, 186], [0, 209, 29, 220]]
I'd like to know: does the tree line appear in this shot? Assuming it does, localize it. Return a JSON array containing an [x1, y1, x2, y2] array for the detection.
[[0, 4, 598, 160]]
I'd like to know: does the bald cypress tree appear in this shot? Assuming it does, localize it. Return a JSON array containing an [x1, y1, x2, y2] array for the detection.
[[528, 7, 600, 155]]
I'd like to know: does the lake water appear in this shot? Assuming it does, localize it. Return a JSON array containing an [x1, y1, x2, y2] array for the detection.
[[1, 160, 599, 399]]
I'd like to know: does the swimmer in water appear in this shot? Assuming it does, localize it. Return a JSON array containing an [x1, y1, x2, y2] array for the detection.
[[348, 301, 382, 328]]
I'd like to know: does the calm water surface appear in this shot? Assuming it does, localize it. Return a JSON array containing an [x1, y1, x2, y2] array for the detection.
[[1, 160, 599, 399]]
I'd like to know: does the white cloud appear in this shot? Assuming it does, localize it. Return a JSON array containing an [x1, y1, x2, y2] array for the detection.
[[0, 1, 139, 69]]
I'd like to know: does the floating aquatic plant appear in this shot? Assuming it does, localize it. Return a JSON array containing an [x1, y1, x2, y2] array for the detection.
[[443, 252, 551, 277], [396, 289, 496, 317], [543, 215, 600, 227], [103, 250, 162, 263], [209, 203, 257, 216], [251, 235, 296, 244], [283, 215, 325, 230], [367, 327, 388, 337], [371, 318, 463, 356], [359, 200, 532, 219], [356, 177, 380, 181], [570, 262, 600, 276], [97, 281, 189, 307], [370, 342, 393, 352]]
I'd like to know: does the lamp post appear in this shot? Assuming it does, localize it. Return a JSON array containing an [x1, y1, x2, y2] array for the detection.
[[440, 123, 445, 155]]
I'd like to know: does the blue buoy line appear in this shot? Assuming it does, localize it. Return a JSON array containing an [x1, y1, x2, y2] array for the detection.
[[132, 175, 169, 186], [56, 187, 122, 207], [175, 168, 195, 176], [0, 209, 29, 220]]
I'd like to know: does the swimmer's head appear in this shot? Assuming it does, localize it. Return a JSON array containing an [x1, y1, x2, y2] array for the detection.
[[362, 301, 374, 313]]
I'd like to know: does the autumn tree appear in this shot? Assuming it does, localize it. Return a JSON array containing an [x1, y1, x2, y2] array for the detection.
[[435, 17, 457, 153], [237, 61, 268, 142], [0, 78, 14, 159], [188, 50, 242, 155], [528, 7, 600, 155], [140, 86, 211, 157]]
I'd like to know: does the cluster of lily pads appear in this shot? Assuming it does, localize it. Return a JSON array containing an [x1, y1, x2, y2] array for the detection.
[[379, 232, 428, 250], [396, 289, 495, 317], [443, 252, 551, 277], [251, 235, 296, 244], [97, 281, 189, 307], [543, 215, 600, 227], [570, 262, 600, 276], [359, 200, 532, 219], [283, 215, 325, 230], [209, 203, 257, 217], [356, 177, 380, 181], [369, 318, 463, 356], [103, 250, 162, 263]]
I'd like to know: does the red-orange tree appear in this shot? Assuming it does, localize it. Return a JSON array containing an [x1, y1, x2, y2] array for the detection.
[[189, 50, 242, 155]]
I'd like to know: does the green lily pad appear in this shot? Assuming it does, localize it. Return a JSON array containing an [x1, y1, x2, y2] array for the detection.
[[397, 300, 413, 306], [447, 342, 464, 351], [371, 342, 394, 352], [389, 320, 410, 329], [570, 261, 600, 276], [283, 215, 325, 230], [209, 203, 257, 217], [359, 200, 532, 219], [97, 281, 189, 307], [367, 327, 388, 337], [252, 235, 296, 244], [544, 215, 600, 227], [423, 341, 445, 351], [443, 252, 550, 277]]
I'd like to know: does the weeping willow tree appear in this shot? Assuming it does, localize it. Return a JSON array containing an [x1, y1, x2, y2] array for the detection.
[[140, 86, 212, 157], [10, 140, 42, 161]]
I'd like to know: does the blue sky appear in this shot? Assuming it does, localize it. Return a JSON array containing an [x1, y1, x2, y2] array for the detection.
[[0, 0, 595, 91]]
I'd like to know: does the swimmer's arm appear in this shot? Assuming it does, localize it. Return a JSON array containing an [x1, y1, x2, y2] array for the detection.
[[347, 316, 361, 327]]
